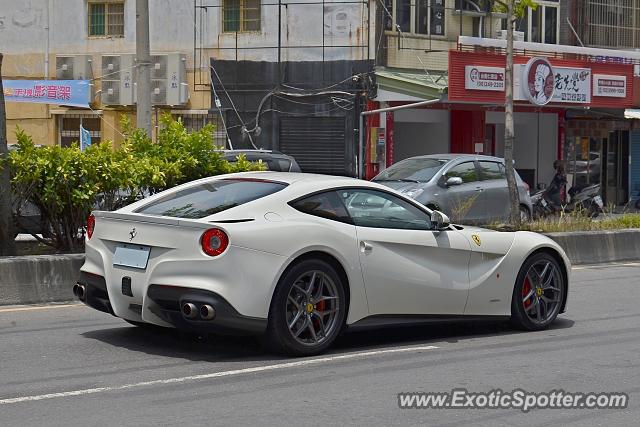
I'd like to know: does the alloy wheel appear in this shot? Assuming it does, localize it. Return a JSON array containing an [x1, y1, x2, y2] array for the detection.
[[285, 270, 340, 346], [521, 260, 563, 325]]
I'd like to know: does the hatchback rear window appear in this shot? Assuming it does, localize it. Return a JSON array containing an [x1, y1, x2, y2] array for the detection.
[[135, 179, 287, 219]]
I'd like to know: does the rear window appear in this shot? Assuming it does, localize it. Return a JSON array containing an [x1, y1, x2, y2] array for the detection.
[[135, 179, 287, 219]]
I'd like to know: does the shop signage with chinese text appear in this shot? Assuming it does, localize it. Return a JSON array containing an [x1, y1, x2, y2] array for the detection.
[[464, 66, 505, 91], [593, 74, 626, 98]]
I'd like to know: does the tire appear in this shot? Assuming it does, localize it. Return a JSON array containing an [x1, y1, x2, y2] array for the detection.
[[265, 258, 347, 356], [511, 252, 565, 331], [519, 205, 531, 222]]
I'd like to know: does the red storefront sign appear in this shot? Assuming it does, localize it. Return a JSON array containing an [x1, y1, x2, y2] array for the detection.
[[449, 50, 634, 109]]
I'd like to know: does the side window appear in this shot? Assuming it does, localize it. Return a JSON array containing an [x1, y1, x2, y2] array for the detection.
[[445, 162, 479, 183], [478, 161, 506, 180], [339, 189, 431, 230], [290, 191, 351, 224]]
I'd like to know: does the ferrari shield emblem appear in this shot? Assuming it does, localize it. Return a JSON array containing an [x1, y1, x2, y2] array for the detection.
[[471, 235, 481, 246]]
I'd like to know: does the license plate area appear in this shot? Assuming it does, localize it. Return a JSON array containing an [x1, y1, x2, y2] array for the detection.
[[113, 244, 151, 269]]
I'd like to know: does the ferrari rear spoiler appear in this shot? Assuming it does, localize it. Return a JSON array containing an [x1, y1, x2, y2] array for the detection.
[[92, 211, 212, 229]]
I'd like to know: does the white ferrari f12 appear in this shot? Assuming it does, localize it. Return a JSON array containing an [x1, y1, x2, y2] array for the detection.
[[77, 172, 570, 356]]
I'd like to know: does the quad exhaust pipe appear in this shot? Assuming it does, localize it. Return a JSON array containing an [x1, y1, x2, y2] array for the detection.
[[73, 283, 86, 301], [200, 304, 216, 320], [181, 302, 216, 321], [182, 302, 198, 319]]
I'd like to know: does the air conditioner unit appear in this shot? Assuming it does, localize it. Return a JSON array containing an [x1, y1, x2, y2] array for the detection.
[[151, 55, 168, 79], [100, 54, 136, 106], [150, 53, 188, 106], [55, 55, 93, 80], [497, 30, 525, 42]]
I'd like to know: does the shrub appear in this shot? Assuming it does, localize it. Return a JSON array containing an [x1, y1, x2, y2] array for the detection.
[[10, 116, 264, 252]]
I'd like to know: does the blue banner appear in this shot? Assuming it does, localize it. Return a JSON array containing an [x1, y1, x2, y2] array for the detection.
[[80, 126, 92, 151], [2, 79, 91, 108]]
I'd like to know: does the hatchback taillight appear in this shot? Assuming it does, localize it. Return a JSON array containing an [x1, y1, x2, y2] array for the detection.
[[201, 228, 229, 256], [87, 214, 95, 240]]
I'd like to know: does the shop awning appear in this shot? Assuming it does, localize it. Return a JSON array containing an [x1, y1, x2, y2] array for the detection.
[[375, 69, 447, 102]]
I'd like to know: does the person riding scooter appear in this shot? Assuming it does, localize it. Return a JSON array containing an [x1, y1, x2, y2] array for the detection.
[[544, 160, 567, 210]]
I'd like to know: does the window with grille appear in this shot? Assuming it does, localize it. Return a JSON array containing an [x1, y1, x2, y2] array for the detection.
[[388, 0, 445, 36], [583, 0, 640, 49], [223, 0, 261, 32], [59, 116, 102, 147], [88, 1, 125, 37], [172, 113, 228, 147]]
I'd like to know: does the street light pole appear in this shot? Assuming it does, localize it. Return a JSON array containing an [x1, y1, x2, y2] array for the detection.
[[136, 0, 152, 137]]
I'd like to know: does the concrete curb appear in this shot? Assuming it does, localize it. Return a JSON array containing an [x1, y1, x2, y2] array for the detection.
[[0, 254, 84, 306], [544, 229, 640, 265], [1, 229, 639, 306]]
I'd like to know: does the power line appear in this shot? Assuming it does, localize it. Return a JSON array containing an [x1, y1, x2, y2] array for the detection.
[[209, 64, 258, 149]]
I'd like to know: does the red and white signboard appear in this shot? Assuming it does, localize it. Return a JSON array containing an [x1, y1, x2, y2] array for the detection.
[[464, 66, 505, 91], [593, 74, 627, 98], [515, 64, 591, 104]]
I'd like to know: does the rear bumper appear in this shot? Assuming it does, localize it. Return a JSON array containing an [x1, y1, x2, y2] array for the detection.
[[77, 271, 115, 316], [75, 273, 266, 335], [146, 285, 267, 335]]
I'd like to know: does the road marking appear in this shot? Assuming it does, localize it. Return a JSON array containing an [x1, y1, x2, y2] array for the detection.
[[0, 304, 82, 313], [0, 345, 439, 405], [573, 262, 640, 271]]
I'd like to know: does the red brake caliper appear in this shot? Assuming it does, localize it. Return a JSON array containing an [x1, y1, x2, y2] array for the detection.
[[522, 277, 532, 309], [312, 299, 326, 332]]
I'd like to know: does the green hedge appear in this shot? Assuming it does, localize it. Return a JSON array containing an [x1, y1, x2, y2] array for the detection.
[[9, 115, 264, 252]]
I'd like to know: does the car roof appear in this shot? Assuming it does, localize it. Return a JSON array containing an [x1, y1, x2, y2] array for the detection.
[[403, 153, 506, 162]]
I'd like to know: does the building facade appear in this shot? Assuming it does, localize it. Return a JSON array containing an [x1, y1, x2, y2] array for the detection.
[[1, 0, 376, 176], [368, 0, 640, 206]]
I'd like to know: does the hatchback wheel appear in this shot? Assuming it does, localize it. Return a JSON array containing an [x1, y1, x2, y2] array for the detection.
[[266, 259, 346, 356], [511, 253, 564, 331]]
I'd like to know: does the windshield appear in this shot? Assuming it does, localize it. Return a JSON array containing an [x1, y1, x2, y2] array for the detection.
[[373, 158, 448, 182], [135, 178, 287, 219]]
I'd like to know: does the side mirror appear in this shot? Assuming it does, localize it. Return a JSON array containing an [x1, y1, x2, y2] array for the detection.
[[431, 210, 451, 231], [445, 176, 463, 187]]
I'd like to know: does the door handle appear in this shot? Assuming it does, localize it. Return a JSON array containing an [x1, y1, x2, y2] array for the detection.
[[360, 241, 373, 253]]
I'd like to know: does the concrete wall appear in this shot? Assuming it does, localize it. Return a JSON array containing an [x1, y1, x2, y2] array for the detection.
[[0, 254, 84, 306], [393, 109, 449, 161]]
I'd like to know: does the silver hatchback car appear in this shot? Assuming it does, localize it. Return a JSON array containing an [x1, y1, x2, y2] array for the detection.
[[373, 154, 532, 224]]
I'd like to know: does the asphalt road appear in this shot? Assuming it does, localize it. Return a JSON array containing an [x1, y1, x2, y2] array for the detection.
[[1, 263, 639, 426]]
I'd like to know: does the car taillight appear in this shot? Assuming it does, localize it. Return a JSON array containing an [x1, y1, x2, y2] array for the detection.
[[200, 228, 229, 257], [523, 182, 530, 195], [87, 214, 95, 240]]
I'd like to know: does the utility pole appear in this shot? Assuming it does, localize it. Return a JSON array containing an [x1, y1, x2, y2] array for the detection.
[[136, 0, 152, 137], [0, 53, 17, 255], [503, 0, 520, 225]]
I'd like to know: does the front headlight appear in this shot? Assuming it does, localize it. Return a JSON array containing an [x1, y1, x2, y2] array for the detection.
[[402, 188, 424, 199]]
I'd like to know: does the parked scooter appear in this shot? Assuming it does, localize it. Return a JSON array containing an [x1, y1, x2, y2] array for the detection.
[[532, 183, 604, 219]]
